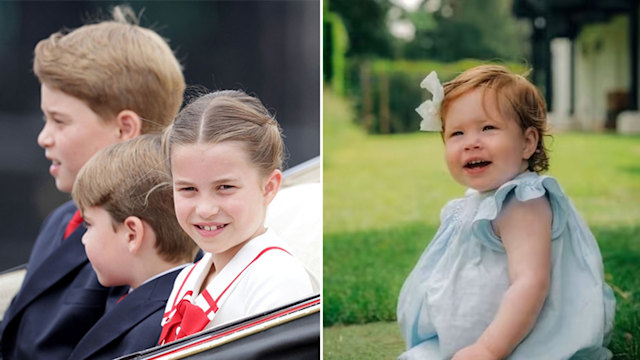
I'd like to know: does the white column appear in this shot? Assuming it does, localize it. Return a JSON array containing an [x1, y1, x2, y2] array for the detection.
[[549, 38, 574, 130]]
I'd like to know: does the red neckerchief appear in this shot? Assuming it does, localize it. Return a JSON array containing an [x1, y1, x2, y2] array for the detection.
[[158, 247, 290, 345], [63, 210, 83, 240]]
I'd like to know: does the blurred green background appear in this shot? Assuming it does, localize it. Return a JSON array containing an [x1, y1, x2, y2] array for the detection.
[[323, 0, 640, 359]]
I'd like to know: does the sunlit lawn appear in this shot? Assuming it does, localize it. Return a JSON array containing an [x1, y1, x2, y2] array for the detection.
[[323, 88, 640, 359]]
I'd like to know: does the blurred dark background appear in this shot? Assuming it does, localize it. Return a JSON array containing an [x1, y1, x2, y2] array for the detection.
[[0, 0, 320, 271]]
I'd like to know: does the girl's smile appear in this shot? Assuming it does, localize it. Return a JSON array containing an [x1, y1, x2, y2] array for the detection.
[[443, 88, 537, 192], [462, 158, 492, 175], [171, 141, 279, 268], [194, 222, 228, 236]]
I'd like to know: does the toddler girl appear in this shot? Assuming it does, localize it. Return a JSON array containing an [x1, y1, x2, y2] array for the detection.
[[397, 65, 615, 359], [158, 90, 314, 344]]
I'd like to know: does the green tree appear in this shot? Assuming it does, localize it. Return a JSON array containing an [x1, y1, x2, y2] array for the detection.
[[324, 8, 349, 95], [402, 0, 528, 62], [328, 0, 394, 58]]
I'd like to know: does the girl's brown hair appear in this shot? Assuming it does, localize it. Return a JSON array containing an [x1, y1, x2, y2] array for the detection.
[[164, 90, 284, 177], [441, 64, 550, 173]]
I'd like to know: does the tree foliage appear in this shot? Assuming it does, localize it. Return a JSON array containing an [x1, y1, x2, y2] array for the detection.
[[402, 0, 529, 62], [328, 0, 394, 58], [328, 0, 528, 62]]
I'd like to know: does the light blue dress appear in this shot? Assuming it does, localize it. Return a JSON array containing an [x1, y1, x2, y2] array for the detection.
[[397, 172, 615, 360]]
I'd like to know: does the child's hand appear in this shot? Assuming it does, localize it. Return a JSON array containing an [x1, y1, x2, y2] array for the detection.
[[452, 343, 500, 360]]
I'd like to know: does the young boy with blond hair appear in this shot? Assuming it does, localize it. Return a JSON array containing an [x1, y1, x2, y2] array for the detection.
[[67, 134, 198, 359], [0, 6, 185, 359]]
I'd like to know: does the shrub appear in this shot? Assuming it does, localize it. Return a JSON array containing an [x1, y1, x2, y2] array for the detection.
[[348, 59, 529, 134]]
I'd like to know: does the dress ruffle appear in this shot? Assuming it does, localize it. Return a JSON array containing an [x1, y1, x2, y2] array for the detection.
[[471, 173, 569, 252]]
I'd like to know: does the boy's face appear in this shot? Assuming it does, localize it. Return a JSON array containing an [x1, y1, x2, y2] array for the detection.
[[81, 206, 130, 287], [38, 84, 122, 193]]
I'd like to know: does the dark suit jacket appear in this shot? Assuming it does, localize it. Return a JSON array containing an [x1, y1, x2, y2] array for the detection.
[[0, 201, 111, 360], [68, 269, 181, 360]]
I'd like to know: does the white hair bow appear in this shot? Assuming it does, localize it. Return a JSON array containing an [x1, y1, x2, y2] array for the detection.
[[415, 71, 443, 132]]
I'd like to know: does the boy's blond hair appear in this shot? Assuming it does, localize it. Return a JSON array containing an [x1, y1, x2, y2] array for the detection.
[[33, 6, 185, 134], [73, 134, 198, 263]]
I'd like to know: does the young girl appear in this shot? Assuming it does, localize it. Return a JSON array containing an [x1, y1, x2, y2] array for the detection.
[[158, 90, 314, 344], [397, 65, 615, 359]]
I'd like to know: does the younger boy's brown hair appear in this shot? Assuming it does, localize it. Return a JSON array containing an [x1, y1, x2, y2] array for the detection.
[[73, 134, 198, 263], [33, 5, 185, 134]]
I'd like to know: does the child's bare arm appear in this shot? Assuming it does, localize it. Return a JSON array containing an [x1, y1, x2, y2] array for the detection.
[[453, 196, 552, 360]]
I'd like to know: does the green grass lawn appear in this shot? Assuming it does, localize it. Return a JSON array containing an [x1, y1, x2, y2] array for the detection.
[[323, 88, 640, 359], [323, 322, 405, 360]]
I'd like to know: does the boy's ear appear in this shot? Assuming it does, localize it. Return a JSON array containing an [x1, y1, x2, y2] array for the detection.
[[115, 110, 142, 140], [262, 169, 282, 206], [123, 216, 145, 255], [522, 127, 539, 160]]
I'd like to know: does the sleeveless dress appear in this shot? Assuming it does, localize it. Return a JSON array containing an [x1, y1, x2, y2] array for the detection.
[[397, 172, 615, 360]]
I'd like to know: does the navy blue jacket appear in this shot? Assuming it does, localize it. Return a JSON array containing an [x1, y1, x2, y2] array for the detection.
[[68, 269, 181, 360], [0, 201, 110, 359]]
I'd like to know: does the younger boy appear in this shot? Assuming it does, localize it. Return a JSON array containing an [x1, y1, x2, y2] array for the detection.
[[67, 134, 198, 359], [0, 6, 185, 359]]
